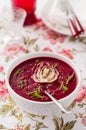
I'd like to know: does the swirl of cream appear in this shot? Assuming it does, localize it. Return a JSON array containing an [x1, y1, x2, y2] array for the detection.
[[32, 62, 59, 83]]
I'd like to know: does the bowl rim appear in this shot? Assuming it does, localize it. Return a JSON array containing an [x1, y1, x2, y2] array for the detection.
[[5, 52, 81, 104]]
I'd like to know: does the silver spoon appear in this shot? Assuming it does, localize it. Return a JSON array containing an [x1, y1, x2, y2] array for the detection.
[[45, 90, 71, 114]]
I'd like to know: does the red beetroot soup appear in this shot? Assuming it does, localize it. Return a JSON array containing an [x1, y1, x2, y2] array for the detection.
[[9, 57, 77, 102]]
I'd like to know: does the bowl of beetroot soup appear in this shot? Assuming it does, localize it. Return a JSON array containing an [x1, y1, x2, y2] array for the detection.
[[5, 52, 81, 115]]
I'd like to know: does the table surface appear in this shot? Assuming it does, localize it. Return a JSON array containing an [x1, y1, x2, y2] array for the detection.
[[0, 19, 86, 130]]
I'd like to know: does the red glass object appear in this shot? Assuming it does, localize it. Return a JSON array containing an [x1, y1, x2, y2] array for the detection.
[[12, 0, 37, 26]]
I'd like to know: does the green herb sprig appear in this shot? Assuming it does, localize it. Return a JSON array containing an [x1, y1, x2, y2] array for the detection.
[[35, 59, 40, 63], [15, 68, 21, 76], [27, 90, 43, 99], [66, 73, 74, 84], [60, 73, 74, 92], [60, 82, 68, 92], [18, 79, 24, 89], [53, 63, 58, 69]]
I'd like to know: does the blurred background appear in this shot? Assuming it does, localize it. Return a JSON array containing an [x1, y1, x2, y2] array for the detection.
[[0, 0, 11, 9]]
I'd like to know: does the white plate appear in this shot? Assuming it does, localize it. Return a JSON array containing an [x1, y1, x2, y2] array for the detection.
[[42, 14, 86, 37], [42, 14, 71, 36], [39, 0, 86, 37]]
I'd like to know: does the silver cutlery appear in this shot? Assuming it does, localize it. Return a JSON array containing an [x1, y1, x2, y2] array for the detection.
[[45, 90, 71, 114], [61, 0, 84, 37]]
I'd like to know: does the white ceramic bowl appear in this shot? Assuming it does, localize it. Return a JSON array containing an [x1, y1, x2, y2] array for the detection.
[[5, 52, 81, 115]]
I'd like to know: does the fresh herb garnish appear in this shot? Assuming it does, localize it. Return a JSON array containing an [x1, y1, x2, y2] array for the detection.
[[15, 68, 21, 76], [60, 82, 68, 91], [66, 73, 74, 84], [35, 59, 40, 63], [53, 63, 58, 68], [18, 79, 24, 89], [37, 85, 42, 93], [27, 90, 43, 99]]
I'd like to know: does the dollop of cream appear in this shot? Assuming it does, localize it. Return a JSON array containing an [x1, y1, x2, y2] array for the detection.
[[32, 62, 59, 83]]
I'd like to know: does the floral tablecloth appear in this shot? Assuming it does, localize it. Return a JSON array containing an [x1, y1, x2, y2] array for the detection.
[[0, 21, 86, 130]]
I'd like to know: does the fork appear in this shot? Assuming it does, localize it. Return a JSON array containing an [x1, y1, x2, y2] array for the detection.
[[67, 0, 84, 34], [61, 0, 84, 37]]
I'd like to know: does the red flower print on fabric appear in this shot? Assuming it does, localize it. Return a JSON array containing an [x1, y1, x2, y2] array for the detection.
[[43, 30, 66, 45], [59, 49, 74, 59], [13, 124, 23, 130], [0, 43, 27, 57], [43, 47, 53, 52], [75, 85, 86, 103], [81, 116, 86, 126], [0, 80, 8, 100], [0, 66, 4, 72]]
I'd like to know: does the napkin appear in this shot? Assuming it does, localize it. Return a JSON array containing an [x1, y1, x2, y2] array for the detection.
[[71, 0, 86, 27], [35, 0, 66, 26], [36, 0, 64, 18], [36, 0, 86, 28]]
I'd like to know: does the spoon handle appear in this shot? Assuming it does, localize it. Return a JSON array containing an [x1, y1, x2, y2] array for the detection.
[[45, 91, 71, 114]]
